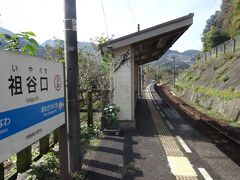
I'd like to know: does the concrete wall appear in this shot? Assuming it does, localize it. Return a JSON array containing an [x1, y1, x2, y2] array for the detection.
[[113, 45, 135, 128], [180, 89, 240, 122]]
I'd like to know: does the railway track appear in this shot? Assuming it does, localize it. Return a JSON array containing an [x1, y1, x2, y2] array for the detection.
[[151, 83, 240, 166]]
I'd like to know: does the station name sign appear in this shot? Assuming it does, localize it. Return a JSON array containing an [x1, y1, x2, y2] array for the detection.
[[0, 50, 65, 163]]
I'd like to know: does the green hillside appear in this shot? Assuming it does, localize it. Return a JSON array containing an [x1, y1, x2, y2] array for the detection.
[[202, 0, 240, 51], [173, 52, 240, 126]]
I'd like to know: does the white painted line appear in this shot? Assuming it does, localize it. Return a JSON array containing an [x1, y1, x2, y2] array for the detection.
[[198, 168, 213, 180], [166, 121, 174, 130], [176, 136, 192, 153], [156, 106, 160, 110], [160, 111, 165, 118]]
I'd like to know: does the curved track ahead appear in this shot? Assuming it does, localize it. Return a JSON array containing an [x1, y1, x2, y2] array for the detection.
[[153, 83, 240, 166]]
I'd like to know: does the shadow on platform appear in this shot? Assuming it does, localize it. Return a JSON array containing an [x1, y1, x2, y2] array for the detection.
[[84, 98, 172, 179]]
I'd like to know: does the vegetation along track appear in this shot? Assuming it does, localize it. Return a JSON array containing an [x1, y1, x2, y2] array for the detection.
[[153, 83, 240, 166]]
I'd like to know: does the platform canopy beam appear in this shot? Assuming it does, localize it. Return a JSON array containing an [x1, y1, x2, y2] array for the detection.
[[100, 13, 193, 65]]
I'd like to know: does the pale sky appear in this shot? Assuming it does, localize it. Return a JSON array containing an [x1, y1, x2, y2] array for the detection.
[[0, 0, 221, 52]]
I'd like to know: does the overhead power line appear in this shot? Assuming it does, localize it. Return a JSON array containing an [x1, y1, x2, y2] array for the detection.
[[126, 0, 137, 27], [178, 0, 220, 50], [100, 0, 109, 37], [190, 0, 219, 34]]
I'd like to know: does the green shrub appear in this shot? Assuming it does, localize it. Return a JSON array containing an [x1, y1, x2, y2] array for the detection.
[[104, 104, 120, 126], [193, 76, 200, 81], [221, 75, 229, 82], [80, 121, 100, 144], [186, 75, 193, 81], [26, 152, 59, 180]]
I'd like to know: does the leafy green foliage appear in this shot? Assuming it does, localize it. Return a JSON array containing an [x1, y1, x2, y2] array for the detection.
[[221, 75, 230, 82], [70, 171, 86, 180], [80, 120, 100, 144], [201, 26, 229, 51], [176, 82, 240, 100], [78, 35, 113, 90], [145, 66, 158, 81], [25, 152, 59, 180], [226, 0, 240, 37], [44, 38, 64, 63], [203, 11, 223, 34], [202, 0, 240, 50], [104, 104, 120, 126], [0, 31, 39, 56], [201, 0, 240, 50]]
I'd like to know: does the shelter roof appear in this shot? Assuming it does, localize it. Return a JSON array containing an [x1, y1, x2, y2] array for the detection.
[[100, 13, 194, 65]]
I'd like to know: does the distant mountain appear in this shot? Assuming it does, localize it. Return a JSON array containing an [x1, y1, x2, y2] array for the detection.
[[41, 39, 94, 52], [39, 39, 96, 58], [0, 27, 200, 66], [0, 27, 13, 48], [0, 26, 13, 35], [150, 49, 200, 70], [162, 49, 200, 65]]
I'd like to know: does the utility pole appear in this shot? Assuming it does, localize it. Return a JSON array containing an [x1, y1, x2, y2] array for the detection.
[[63, 0, 81, 175], [172, 55, 176, 88]]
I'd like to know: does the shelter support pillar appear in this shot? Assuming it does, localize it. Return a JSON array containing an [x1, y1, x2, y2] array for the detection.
[[113, 45, 135, 129], [138, 65, 142, 97]]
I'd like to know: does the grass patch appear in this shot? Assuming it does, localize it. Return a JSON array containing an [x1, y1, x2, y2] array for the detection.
[[223, 52, 234, 60], [215, 66, 229, 80], [175, 83, 240, 100], [182, 74, 201, 82], [221, 75, 230, 82], [188, 100, 236, 126]]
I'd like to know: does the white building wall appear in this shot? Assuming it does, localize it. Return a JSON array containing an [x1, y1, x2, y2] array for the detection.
[[113, 45, 135, 128]]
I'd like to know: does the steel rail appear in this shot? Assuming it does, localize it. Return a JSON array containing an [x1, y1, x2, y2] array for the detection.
[[152, 83, 240, 147]]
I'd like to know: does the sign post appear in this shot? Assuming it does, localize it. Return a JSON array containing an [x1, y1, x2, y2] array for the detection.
[[0, 50, 65, 163]]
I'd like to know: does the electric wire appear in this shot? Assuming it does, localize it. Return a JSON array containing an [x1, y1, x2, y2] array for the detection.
[[100, 0, 109, 37], [126, 0, 137, 27], [179, 0, 220, 50]]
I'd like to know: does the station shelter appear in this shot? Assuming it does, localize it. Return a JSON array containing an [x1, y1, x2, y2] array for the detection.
[[100, 13, 193, 129]]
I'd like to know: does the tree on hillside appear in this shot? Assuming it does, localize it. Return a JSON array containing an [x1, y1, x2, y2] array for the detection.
[[203, 11, 223, 34], [201, 0, 234, 51], [225, 0, 240, 37], [144, 66, 157, 81], [201, 26, 229, 51], [45, 38, 64, 62], [45, 36, 112, 90]]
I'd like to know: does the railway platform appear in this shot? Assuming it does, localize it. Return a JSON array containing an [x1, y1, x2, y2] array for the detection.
[[84, 84, 240, 180]]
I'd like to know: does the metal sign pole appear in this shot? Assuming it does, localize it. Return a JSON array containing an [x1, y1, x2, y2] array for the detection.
[[63, 0, 81, 174]]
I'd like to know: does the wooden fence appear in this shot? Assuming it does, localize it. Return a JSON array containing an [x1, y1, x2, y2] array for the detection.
[[0, 130, 58, 180], [0, 89, 109, 180], [79, 89, 109, 128]]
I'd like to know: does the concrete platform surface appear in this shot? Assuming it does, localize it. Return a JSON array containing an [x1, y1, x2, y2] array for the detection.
[[84, 97, 173, 180], [84, 85, 240, 180]]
